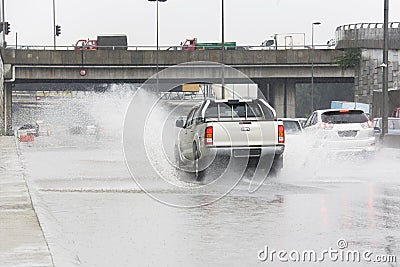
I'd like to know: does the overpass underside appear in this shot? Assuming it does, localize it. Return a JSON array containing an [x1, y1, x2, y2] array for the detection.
[[2, 49, 354, 135]]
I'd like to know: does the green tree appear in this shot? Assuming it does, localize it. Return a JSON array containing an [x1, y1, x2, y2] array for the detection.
[[335, 49, 361, 70]]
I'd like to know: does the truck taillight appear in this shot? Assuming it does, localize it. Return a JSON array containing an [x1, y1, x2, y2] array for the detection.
[[278, 125, 285, 144], [205, 126, 213, 145]]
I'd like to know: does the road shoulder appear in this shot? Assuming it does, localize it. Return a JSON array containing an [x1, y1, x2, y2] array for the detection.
[[0, 136, 54, 267]]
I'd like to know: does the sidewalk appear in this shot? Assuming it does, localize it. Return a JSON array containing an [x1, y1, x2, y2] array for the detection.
[[0, 136, 53, 267]]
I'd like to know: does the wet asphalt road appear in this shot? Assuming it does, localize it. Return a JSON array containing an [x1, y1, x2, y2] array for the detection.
[[16, 132, 400, 267]]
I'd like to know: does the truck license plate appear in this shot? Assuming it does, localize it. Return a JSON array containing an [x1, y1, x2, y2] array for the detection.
[[233, 148, 261, 157]]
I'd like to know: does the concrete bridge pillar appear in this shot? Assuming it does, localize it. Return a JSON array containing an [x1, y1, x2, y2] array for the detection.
[[0, 84, 3, 136], [4, 83, 12, 135], [255, 79, 271, 102], [1, 83, 12, 136], [286, 80, 296, 118], [271, 79, 296, 118]]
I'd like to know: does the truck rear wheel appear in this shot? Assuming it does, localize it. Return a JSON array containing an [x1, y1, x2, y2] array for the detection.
[[268, 155, 283, 178], [193, 143, 205, 181]]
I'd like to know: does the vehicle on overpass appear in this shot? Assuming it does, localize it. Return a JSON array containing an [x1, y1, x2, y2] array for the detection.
[[181, 38, 236, 51], [75, 35, 128, 50], [75, 39, 97, 50], [174, 98, 285, 181], [261, 33, 305, 49]]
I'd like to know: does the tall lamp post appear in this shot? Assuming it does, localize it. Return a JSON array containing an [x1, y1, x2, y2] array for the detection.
[[381, 0, 389, 138], [53, 0, 56, 48], [221, 0, 225, 99], [148, 0, 167, 90], [311, 21, 321, 112], [1, 0, 5, 48]]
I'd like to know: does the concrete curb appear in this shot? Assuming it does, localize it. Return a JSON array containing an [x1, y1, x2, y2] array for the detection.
[[0, 136, 54, 267]]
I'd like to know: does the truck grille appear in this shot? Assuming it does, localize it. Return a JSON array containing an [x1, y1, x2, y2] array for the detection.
[[337, 130, 358, 138]]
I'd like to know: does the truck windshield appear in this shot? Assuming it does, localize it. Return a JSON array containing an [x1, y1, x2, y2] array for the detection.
[[205, 101, 274, 120], [321, 110, 368, 124]]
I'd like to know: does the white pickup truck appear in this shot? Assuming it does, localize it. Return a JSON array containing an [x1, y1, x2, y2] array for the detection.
[[174, 98, 285, 181]]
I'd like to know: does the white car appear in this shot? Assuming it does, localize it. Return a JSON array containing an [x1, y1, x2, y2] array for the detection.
[[302, 109, 375, 155]]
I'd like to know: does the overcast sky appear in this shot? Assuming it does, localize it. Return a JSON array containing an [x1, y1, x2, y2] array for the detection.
[[4, 0, 400, 48]]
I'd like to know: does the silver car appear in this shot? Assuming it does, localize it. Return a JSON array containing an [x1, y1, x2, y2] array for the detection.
[[279, 118, 303, 135]]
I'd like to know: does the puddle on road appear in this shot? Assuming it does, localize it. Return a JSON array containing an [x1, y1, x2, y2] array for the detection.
[[13, 86, 400, 266]]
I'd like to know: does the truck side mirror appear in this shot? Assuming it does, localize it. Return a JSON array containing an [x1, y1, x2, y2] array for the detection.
[[176, 119, 184, 128], [374, 126, 381, 134]]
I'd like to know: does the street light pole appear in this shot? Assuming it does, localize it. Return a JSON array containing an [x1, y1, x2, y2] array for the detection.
[[149, 0, 166, 91], [53, 0, 56, 49], [221, 0, 225, 99], [311, 21, 321, 112], [382, 0, 389, 138], [156, 0, 159, 90], [1, 0, 5, 48]]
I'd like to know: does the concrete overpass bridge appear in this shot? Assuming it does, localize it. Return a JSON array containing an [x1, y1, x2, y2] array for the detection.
[[1, 48, 354, 135]]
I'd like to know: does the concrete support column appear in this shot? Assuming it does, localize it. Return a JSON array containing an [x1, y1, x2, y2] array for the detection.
[[0, 84, 4, 136], [4, 83, 12, 136], [255, 79, 270, 102], [272, 80, 285, 118], [271, 79, 296, 118], [286, 80, 296, 118]]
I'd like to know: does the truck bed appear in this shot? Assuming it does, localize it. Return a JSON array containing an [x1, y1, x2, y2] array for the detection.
[[205, 120, 278, 148]]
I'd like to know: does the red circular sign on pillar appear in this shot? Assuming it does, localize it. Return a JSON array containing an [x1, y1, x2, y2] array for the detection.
[[80, 68, 87, 76]]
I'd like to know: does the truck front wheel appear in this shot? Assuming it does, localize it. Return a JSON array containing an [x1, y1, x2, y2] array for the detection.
[[174, 145, 183, 169]]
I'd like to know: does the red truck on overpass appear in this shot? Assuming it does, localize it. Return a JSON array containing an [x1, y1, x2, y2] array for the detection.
[[181, 38, 236, 51], [74, 35, 128, 50]]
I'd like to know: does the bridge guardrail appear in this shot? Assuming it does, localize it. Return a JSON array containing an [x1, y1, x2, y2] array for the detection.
[[335, 22, 400, 31], [4, 44, 336, 51], [335, 22, 400, 49]]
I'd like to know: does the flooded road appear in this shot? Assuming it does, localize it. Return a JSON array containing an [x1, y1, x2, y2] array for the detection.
[[14, 91, 400, 266], [17, 134, 400, 266]]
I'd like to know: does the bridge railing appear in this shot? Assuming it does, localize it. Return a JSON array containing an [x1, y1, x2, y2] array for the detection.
[[4, 44, 335, 51], [335, 22, 400, 49], [335, 22, 400, 31]]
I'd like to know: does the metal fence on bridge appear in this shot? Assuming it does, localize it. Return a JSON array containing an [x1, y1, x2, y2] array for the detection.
[[4, 44, 335, 51]]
